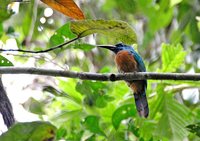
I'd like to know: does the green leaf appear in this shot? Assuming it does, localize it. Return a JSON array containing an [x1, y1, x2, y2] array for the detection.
[[153, 87, 192, 140], [118, 0, 137, 13], [24, 97, 45, 115], [161, 43, 186, 72], [0, 22, 3, 38], [0, 55, 13, 66], [58, 79, 82, 104], [186, 122, 200, 137], [51, 109, 83, 123], [49, 23, 76, 47], [128, 120, 140, 137], [189, 19, 200, 44], [138, 0, 173, 33], [0, 121, 56, 141], [99, 66, 112, 73], [170, 0, 183, 7], [56, 127, 67, 140], [73, 43, 95, 51], [82, 115, 106, 136], [76, 80, 111, 108], [70, 19, 137, 45], [85, 135, 96, 141], [112, 104, 136, 130], [43, 85, 79, 103], [21, 0, 35, 36], [49, 34, 65, 47], [0, 0, 13, 22], [139, 121, 156, 140]]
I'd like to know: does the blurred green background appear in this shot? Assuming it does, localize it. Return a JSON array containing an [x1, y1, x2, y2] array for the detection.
[[0, 0, 200, 140]]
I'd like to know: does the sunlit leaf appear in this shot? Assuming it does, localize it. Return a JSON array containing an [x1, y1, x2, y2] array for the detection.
[[0, 121, 56, 141], [161, 43, 186, 72], [23, 98, 45, 115], [41, 0, 85, 20], [21, 0, 35, 37], [76, 80, 112, 108], [139, 120, 156, 140], [0, 22, 3, 37], [115, 0, 137, 13], [153, 87, 192, 140], [58, 79, 82, 104], [84, 135, 96, 141], [51, 109, 83, 123], [43, 85, 70, 98], [189, 19, 200, 44], [70, 19, 137, 45], [49, 34, 65, 47], [0, 55, 13, 66], [99, 66, 112, 73], [56, 127, 67, 139], [73, 43, 95, 51], [112, 104, 136, 129], [0, 0, 13, 22], [138, 0, 173, 33], [170, 0, 183, 7], [82, 115, 106, 136], [49, 23, 76, 47]]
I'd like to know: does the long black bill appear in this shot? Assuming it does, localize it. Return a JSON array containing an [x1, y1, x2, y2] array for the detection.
[[97, 45, 116, 52]]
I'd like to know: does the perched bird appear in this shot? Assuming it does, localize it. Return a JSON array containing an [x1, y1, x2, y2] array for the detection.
[[98, 43, 149, 118]]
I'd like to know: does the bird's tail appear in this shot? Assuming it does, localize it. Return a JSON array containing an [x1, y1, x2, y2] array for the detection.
[[133, 92, 149, 118]]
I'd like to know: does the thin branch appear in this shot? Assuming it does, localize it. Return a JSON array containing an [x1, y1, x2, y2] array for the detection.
[[0, 37, 79, 53], [0, 67, 200, 81], [5, 53, 67, 70]]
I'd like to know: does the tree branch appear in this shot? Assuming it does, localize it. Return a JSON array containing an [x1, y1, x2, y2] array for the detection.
[[0, 67, 200, 81], [0, 37, 79, 54]]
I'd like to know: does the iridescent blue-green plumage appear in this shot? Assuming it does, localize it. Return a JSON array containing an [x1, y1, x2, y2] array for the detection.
[[98, 43, 149, 118]]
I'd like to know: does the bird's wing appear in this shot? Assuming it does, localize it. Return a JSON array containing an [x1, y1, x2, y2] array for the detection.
[[131, 51, 146, 72], [131, 51, 147, 88]]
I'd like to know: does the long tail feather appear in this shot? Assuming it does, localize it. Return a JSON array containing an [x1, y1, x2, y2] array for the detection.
[[133, 92, 149, 118]]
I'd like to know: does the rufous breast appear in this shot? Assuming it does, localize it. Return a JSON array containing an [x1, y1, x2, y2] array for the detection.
[[115, 50, 138, 72]]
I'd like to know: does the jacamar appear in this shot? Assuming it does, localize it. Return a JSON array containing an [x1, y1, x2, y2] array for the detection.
[[98, 43, 149, 118]]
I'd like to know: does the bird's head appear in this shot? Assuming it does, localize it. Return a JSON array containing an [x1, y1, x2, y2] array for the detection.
[[97, 43, 134, 54]]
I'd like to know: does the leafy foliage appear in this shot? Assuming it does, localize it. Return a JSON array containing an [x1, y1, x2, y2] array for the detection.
[[161, 43, 186, 72], [49, 23, 76, 47], [0, 0, 199, 141], [0, 0, 14, 22], [112, 104, 136, 129], [71, 19, 137, 44], [154, 89, 191, 140], [82, 115, 106, 136], [186, 122, 200, 137], [0, 121, 56, 141]]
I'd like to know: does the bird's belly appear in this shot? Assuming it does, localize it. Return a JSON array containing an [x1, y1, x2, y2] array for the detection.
[[115, 51, 138, 72]]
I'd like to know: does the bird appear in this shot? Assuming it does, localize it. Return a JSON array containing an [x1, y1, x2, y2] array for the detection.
[[98, 43, 149, 118]]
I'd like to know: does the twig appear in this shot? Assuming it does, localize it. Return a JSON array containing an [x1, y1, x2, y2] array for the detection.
[[0, 37, 79, 53], [0, 67, 200, 81], [5, 53, 67, 70]]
